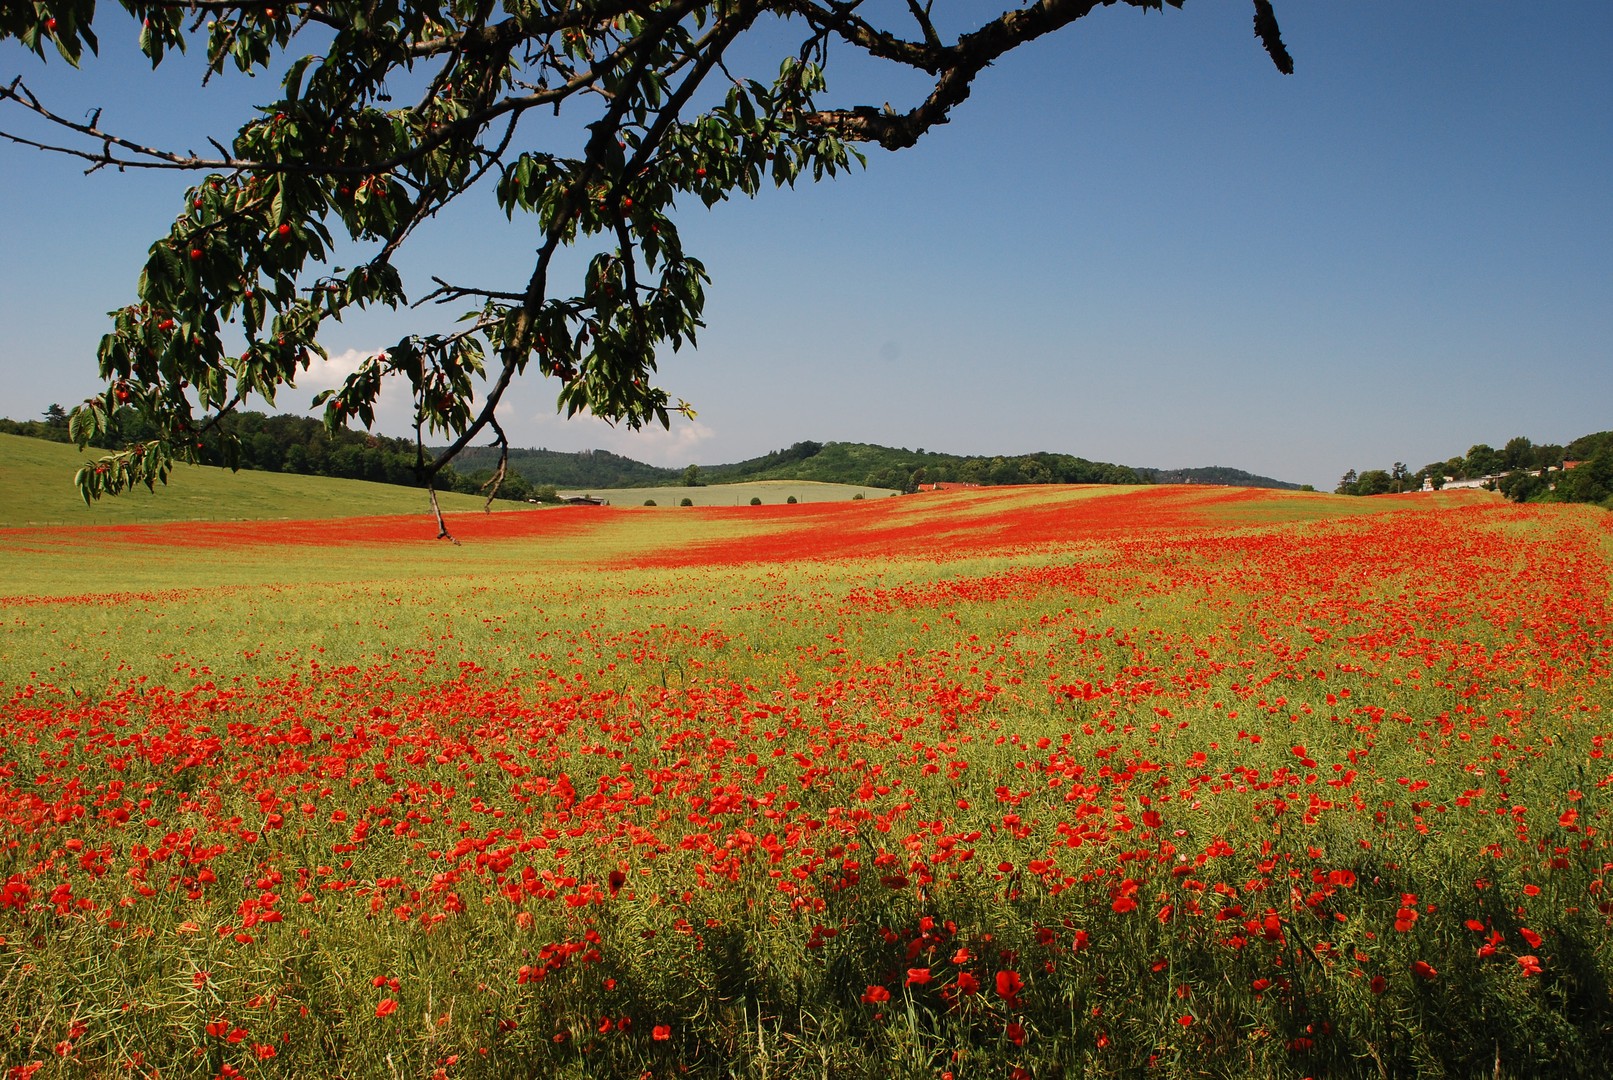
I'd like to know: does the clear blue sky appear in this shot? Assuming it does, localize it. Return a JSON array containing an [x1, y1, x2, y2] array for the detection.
[[2, 2, 1609, 489]]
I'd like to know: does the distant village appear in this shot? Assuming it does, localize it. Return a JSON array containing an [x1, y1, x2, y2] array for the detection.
[[1429, 460, 1584, 492]]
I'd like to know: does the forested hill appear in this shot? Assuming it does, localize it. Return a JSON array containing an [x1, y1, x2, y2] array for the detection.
[[1135, 466, 1302, 490], [451, 441, 1306, 492], [5, 410, 1300, 495], [448, 440, 1151, 492], [449, 445, 680, 488]]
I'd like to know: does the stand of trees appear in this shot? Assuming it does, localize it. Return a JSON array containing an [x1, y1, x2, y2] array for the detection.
[[446, 440, 1148, 493], [208, 412, 557, 502], [1336, 432, 1613, 508], [862, 452, 1143, 494]]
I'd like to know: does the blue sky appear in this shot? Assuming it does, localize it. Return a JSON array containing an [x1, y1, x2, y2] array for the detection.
[[2, 2, 1609, 489]]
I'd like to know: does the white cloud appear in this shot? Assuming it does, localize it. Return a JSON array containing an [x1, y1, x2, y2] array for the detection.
[[296, 346, 374, 391], [286, 347, 418, 434]]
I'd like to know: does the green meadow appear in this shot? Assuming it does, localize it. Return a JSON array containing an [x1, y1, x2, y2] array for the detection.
[[0, 469, 1609, 1079], [0, 433, 506, 527], [560, 479, 894, 506]]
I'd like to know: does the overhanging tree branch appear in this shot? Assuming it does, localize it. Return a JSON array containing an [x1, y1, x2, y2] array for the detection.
[[1, 0, 1293, 524]]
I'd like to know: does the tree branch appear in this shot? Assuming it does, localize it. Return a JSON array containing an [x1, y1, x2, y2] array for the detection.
[[802, 0, 1290, 150]]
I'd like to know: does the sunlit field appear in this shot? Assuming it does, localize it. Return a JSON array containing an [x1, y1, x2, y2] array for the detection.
[[2, 485, 1610, 1078], [0, 434, 510, 528]]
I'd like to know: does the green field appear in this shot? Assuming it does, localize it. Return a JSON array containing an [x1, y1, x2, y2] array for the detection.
[[0, 433, 508, 527], [561, 478, 894, 505], [1, 480, 1608, 1078]]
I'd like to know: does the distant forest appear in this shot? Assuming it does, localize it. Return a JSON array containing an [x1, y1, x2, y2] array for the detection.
[[449, 442, 1300, 494], [1336, 430, 1613, 507], [447, 440, 1150, 493], [7, 406, 1302, 498]]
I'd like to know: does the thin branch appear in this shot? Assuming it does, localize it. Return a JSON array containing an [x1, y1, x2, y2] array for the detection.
[[801, 0, 1289, 150], [424, 352, 522, 480], [905, 0, 943, 51], [427, 482, 460, 543], [779, 0, 944, 72], [415, 277, 529, 307], [613, 215, 649, 347], [480, 413, 510, 513]]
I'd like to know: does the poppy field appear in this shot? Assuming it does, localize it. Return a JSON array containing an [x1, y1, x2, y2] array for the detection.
[[2, 485, 1611, 1079]]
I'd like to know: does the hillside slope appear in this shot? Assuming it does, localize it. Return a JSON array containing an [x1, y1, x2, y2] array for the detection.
[[0, 434, 504, 526]]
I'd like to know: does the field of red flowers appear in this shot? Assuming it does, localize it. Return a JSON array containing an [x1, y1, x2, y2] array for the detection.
[[2, 486, 1610, 1078]]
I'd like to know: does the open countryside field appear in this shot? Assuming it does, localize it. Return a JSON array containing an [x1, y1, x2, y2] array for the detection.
[[0, 434, 511, 527], [558, 479, 895, 506], [2, 483, 1611, 1078]]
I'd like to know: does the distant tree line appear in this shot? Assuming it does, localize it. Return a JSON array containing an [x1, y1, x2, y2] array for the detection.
[[3, 404, 76, 443], [1134, 466, 1302, 490], [444, 439, 1147, 494], [6, 409, 1249, 499], [860, 452, 1143, 494], [1337, 431, 1612, 507], [451, 445, 679, 489]]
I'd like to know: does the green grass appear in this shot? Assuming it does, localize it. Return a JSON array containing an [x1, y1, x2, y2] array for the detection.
[[0, 433, 507, 526], [562, 478, 894, 505]]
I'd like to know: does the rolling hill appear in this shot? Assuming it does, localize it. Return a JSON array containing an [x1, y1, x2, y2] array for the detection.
[[449, 440, 1300, 492], [0, 433, 509, 527]]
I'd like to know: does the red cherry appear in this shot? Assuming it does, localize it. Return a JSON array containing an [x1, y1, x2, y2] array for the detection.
[[158, 318, 176, 331], [190, 248, 204, 260], [46, 17, 58, 32], [695, 168, 706, 177], [277, 223, 291, 236]]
